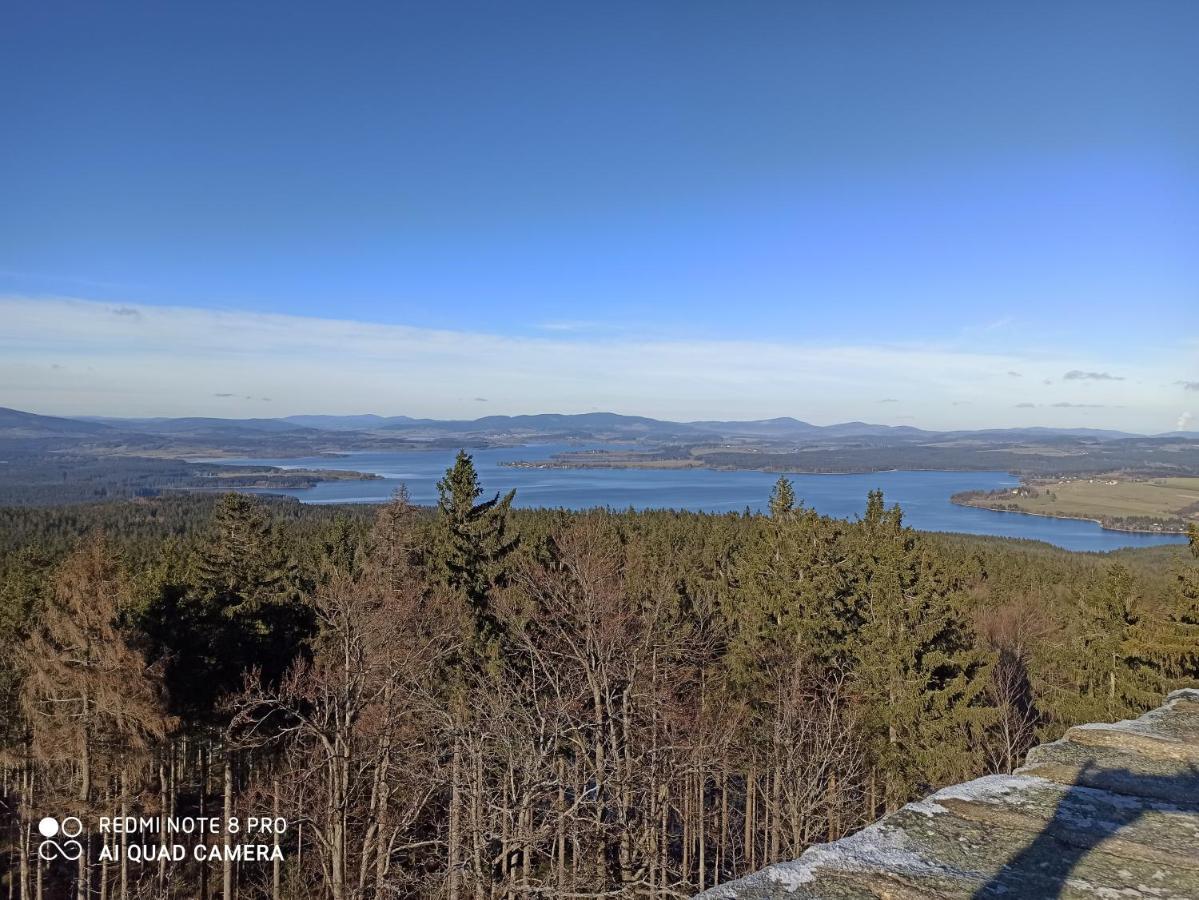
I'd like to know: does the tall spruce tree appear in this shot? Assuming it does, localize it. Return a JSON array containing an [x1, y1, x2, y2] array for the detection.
[[850, 491, 991, 808], [728, 479, 854, 697], [318, 513, 366, 582], [1063, 564, 1165, 720], [139, 493, 309, 720], [769, 475, 796, 519], [1165, 532, 1199, 678], [1152, 565, 1199, 682], [431, 451, 518, 646]]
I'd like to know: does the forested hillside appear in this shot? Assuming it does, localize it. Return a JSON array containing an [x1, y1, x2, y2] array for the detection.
[[1, 453, 1197, 899]]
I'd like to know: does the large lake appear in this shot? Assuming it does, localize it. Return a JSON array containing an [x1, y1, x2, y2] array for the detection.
[[209, 444, 1187, 553]]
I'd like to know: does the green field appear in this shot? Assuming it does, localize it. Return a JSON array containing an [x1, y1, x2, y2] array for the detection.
[[956, 476, 1199, 532]]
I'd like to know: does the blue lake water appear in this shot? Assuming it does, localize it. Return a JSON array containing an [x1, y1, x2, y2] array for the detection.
[[203, 444, 1188, 553]]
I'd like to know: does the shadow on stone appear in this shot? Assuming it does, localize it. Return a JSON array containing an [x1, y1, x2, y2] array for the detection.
[[972, 760, 1199, 899]]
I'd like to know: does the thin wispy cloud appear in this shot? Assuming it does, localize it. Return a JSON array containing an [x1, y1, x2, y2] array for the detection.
[[1177, 381, 1199, 392], [0, 268, 155, 292], [0, 296, 1186, 431], [1063, 370, 1122, 381], [967, 317, 1015, 333], [1052, 402, 1105, 408], [535, 320, 611, 334]]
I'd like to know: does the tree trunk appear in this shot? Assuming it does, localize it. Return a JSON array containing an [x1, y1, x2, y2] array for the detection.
[[223, 751, 235, 900], [681, 775, 690, 884], [556, 757, 566, 893], [19, 766, 30, 900], [769, 765, 780, 862], [78, 725, 90, 900], [744, 766, 755, 874], [472, 752, 485, 900], [697, 769, 705, 890], [500, 770, 511, 900], [658, 783, 668, 896], [272, 781, 281, 900], [199, 752, 209, 900], [448, 741, 461, 900], [718, 767, 728, 886], [159, 758, 169, 890], [99, 828, 109, 900], [119, 771, 128, 900]]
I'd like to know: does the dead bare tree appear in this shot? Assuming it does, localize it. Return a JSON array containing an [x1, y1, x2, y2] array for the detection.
[[232, 498, 454, 900], [18, 533, 173, 900], [976, 600, 1051, 773]]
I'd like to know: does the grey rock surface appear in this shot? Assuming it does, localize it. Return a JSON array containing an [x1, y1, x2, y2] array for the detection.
[[697, 689, 1199, 900]]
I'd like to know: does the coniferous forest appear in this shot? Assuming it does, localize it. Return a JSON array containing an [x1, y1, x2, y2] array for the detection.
[[1, 452, 1197, 899]]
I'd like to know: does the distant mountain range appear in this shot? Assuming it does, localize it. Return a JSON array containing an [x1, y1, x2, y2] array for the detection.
[[4, 406, 1199, 506], [0, 406, 117, 438], [4, 406, 1189, 443]]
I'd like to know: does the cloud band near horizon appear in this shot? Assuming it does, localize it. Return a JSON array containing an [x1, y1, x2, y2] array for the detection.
[[0, 296, 1192, 433]]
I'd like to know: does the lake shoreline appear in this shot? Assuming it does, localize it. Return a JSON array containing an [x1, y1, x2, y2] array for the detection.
[[198, 446, 1188, 552], [949, 497, 1187, 536], [951, 476, 1197, 536], [500, 458, 986, 477]]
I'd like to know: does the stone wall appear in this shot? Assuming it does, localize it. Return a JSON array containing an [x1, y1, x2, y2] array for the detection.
[[697, 688, 1199, 899]]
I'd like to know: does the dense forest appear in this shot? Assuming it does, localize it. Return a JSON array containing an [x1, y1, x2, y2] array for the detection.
[[694, 439, 1199, 478], [1, 453, 1197, 899], [0, 443, 383, 508]]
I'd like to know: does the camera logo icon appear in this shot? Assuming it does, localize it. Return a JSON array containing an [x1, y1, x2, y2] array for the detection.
[[37, 816, 84, 861]]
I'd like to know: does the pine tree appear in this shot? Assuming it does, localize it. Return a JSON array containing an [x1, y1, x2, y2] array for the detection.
[[319, 513, 365, 582], [728, 488, 854, 697], [1065, 564, 1164, 720], [370, 485, 427, 590], [769, 476, 796, 519], [140, 493, 309, 720], [192, 493, 296, 613], [1151, 547, 1199, 681], [431, 451, 518, 646], [849, 492, 992, 808]]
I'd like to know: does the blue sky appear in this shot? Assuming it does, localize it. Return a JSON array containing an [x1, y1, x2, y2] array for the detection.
[[1, 1, 1196, 429]]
